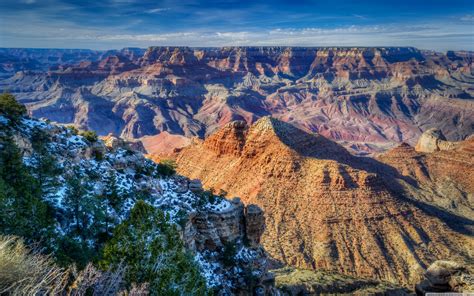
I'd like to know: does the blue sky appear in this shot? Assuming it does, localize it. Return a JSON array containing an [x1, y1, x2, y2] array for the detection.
[[0, 0, 473, 51]]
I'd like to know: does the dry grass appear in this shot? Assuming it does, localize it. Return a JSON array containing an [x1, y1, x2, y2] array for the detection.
[[0, 236, 69, 295], [0, 235, 149, 295]]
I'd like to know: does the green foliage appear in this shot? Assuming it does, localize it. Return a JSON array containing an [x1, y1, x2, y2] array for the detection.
[[80, 130, 98, 143], [59, 173, 105, 267], [0, 93, 26, 124], [155, 159, 176, 177], [196, 188, 217, 207], [0, 134, 54, 242], [66, 125, 79, 135], [222, 241, 237, 267], [92, 148, 104, 161], [30, 128, 62, 199], [175, 209, 188, 229], [135, 164, 154, 178], [100, 201, 209, 296]]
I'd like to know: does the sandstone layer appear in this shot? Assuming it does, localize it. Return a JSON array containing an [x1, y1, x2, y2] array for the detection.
[[175, 117, 473, 286], [378, 131, 474, 220], [1, 47, 473, 154]]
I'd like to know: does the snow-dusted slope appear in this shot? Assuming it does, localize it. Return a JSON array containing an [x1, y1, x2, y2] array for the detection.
[[0, 115, 274, 294]]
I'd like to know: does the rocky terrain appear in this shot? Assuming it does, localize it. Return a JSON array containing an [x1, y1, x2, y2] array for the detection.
[[1, 47, 473, 155], [174, 117, 473, 287], [378, 129, 473, 220], [0, 112, 276, 295]]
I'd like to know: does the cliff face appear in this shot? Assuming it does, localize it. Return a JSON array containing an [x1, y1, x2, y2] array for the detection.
[[378, 131, 474, 220], [1, 47, 473, 155], [0, 114, 275, 295], [175, 117, 473, 286]]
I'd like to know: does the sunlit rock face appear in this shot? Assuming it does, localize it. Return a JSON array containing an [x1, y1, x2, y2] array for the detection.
[[175, 117, 474, 286], [1, 47, 473, 155]]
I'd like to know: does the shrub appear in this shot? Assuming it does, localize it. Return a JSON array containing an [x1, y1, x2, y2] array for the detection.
[[0, 236, 69, 295], [100, 201, 209, 296], [0, 93, 26, 123], [222, 241, 237, 267], [92, 148, 104, 161], [80, 130, 98, 143], [155, 159, 176, 177], [66, 125, 79, 135]]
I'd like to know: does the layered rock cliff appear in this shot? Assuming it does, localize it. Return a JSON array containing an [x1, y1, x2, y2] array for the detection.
[[1, 47, 473, 154], [378, 130, 474, 220], [175, 117, 473, 286], [0, 114, 275, 295]]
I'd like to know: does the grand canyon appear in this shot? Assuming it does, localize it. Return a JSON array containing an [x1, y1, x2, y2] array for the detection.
[[0, 45, 472, 295], [1, 47, 473, 155]]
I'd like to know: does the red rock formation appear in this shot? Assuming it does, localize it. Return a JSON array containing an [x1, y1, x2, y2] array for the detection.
[[378, 133, 474, 219], [2, 47, 473, 154], [175, 117, 473, 285]]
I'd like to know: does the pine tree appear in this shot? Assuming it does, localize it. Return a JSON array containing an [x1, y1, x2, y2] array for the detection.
[[100, 200, 209, 296], [0, 134, 53, 241], [0, 93, 27, 124], [30, 128, 61, 201]]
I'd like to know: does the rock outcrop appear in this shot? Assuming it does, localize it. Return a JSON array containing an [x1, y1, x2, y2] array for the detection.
[[415, 128, 459, 153], [175, 117, 473, 285], [415, 260, 474, 295], [0, 115, 276, 295], [378, 135, 474, 219], [1, 47, 473, 155], [101, 133, 146, 153]]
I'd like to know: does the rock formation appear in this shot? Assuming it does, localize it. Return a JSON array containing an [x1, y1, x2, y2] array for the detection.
[[378, 134, 474, 219], [415, 260, 473, 295], [415, 128, 459, 153], [1, 47, 473, 155], [0, 114, 276, 295], [175, 117, 473, 286]]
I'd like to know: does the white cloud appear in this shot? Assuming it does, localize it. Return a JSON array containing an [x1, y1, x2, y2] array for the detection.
[[146, 8, 170, 14]]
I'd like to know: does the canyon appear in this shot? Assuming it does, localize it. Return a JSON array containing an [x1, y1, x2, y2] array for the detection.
[[174, 117, 473, 287], [1, 46, 473, 293], [1, 46, 473, 155]]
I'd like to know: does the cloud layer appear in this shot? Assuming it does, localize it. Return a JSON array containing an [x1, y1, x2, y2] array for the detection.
[[1, 0, 473, 50]]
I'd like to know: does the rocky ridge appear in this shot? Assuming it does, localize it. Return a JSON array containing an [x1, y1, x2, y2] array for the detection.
[[0, 114, 275, 295], [1, 47, 473, 155], [378, 130, 474, 220], [175, 116, 473, 286]]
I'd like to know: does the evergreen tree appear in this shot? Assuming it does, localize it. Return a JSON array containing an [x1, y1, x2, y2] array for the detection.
[[104, 172, 123, 212], [59, 173, 101, 267], [0, 134, 53, 241], [0, 93, 27, 124], [30, 128, 61, 200], [63, 173, 90, 241], [100, 201, 209, 296]]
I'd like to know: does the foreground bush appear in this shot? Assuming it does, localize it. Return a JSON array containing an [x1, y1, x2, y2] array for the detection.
[[0, 235, 151, 295], [0, 236, 69, 295], [0, 93, 27, 123], [101, 200, 209, 296]]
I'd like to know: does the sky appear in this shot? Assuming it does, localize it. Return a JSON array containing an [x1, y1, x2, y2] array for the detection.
[[0, 0, 473, 51]]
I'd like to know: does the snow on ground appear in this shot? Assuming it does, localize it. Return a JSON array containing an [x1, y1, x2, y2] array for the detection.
[[12, 116, 244, 291], [0, 115, 8, 125], [194, 252, 229, 288]]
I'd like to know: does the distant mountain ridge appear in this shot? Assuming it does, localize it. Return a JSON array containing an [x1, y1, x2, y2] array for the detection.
[[1, 46, 473, 154]]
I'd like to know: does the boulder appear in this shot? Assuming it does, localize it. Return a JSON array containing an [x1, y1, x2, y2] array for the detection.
[[245, 204, 265, 247], [415, 128, 458, 153], [415, 260, 473, 295], [189, 179, 203, 192]]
